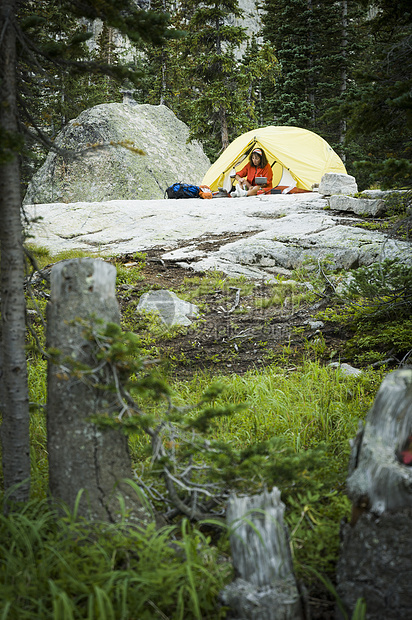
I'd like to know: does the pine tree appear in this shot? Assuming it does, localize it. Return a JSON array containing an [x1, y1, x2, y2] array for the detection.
[[0, 0, 173, 506], [131, 0, 180, 106], [18, 1, 112, 131], [172, 0, 250, 158], [17, 0, 133, 191], [88, 21, 124, 104], [261, 0, 411, 188], [239, 35, 279, 127], [342, 0, 412, 188], [260, 0, 360, 149]]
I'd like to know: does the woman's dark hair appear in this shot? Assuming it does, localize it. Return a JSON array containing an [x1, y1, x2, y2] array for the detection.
[[249, 148, 268, 168]]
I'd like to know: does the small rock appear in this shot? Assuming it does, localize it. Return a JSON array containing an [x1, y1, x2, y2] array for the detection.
[[306, 320, 324, 330], [329, 195, 385, 217], [318, 173, 358, 196], [329, 362, 362, 377], [137, 289, 199, 326]]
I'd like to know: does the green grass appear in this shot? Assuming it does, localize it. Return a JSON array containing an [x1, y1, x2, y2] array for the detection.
[[179, 272, 255, 298], [0, 498, 230, 619], [25, 351, 383, 588], [167, 361, 382, 453], [125, 360, 382, 578], [25, 245, 99, 270], [5, 244, 390, 616]]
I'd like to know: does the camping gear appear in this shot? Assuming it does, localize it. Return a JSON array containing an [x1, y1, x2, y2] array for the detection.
[[212, 188, 231, 198], [201, 126, 347, 193], [198, 185, 213, 199], [165, 183, 213, 199], [165, 183, 200, 199]]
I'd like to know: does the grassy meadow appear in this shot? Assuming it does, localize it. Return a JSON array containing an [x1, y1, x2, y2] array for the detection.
[[1, 243, 401, 619]]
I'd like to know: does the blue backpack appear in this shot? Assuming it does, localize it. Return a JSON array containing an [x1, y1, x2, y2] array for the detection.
[[165, 183, 200, 199]]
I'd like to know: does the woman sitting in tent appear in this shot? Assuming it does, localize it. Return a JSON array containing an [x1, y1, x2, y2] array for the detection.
[[231, 148, 273, 197]]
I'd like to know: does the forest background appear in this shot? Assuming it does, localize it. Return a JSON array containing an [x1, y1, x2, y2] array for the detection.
[[19, 0, 412, 193]]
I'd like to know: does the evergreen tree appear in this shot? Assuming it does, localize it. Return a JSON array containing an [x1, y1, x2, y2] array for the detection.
[[239, 35, 279, 127], [131, 0, 180, 106], [171, 0, 250, 158], [89, 22, 124, 104], [261, 0, 411, 188], [0, 0, 173, 505], [260, 0, 360, 149], [18, 0, 97, 187], [342, 0, 412, 188], [135, 0, 280, 159]]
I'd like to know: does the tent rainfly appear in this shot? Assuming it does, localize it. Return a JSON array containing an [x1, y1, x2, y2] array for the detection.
[[201, 126, 347, 193]]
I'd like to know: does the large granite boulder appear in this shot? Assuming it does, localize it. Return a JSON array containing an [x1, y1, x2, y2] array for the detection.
[[24, 103, 210, 203]]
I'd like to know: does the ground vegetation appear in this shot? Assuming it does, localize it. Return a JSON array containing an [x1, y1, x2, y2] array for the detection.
[[13, 204, 409, 616]]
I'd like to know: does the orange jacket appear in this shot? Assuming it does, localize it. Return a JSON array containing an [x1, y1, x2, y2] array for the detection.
[[237, 162, 273, 189]]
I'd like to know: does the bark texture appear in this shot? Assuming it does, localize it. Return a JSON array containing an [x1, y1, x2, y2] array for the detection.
[[0, 0, 31, 503], [46, 258, 152, 524], [336, 369, 412, 618], [220, 488, 304, 620], [336, 509, 412, 620]]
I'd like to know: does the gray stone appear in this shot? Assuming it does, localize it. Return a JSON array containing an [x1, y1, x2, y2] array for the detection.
[[307, 320, 324, 330], [318, 172, 358, 196], [328, 362, 362, 377], [360, 189, 389, 199], [137, 289, 199, 326], [24, 103, 210, 203], [329, 194, 385, 216], [24, 192, 412, 281], [334, 273, 356, 295], [191, 222, 412, 276], [360, 189, 407, 200]]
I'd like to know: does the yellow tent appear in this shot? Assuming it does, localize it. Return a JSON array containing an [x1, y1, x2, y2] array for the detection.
[[201, 126, 347, 192]]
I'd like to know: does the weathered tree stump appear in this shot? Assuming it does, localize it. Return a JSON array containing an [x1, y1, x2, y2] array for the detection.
[[46, 258, 151, 524], [336, 369, 412, 619], [220, 488, 304, 620]]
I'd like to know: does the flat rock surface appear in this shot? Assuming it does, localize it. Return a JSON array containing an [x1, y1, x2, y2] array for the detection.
[[25, 193, 411, 279], [26, 193, 324, 253]]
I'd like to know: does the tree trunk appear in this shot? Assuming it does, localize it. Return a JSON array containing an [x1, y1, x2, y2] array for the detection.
[[339, 0, 348, 158], [306, 0, 315, 124], [46, 258, 153, 524], [0, 0, 31, 504], [160, 49, 166, 106], [220, 105, 229, 150], [220, 488, 304, 619], [336, 369, 412, 619]]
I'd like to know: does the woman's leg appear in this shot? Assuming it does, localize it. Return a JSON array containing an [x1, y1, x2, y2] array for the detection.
[[246, 186, 259, 196]]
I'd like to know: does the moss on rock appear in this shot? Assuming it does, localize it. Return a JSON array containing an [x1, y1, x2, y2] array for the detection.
[[24, 103, 210, 203]]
